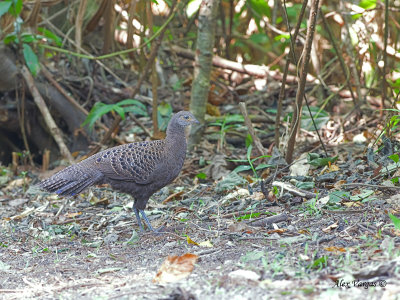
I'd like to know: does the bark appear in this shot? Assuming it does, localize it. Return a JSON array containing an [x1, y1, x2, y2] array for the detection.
[[189, 0, 220, 147]]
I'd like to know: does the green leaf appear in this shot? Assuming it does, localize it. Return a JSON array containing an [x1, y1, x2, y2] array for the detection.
[[350, 190, 374, 201], [245, 134, 253, 148], [116, 99, 143, 107], [249, 33, 269, 44], [255, 163, 273, 171], [157, 103, 172, 131], [0, 1, 12, 19], [328, 190, 350, 203], [248, 0, 270, 18], [117, 99, 147, 116], [114, 106, 125, 120], [389, 214, 400, 230], [37, 27, 62, 46], [388, 154, 399, 163], [246, 144, 253, 162], [234, 165, 252, 173], [309, 256, 328, 269], [358, 0, 376, 9], [21, 34, 36, 43], [307, 153, 338, 167], [23, 44, 40, 76], [196, 172, 207, 180], [3, 33, 17, 44], [9, 0, 22, 17], [236, 212, 261, 221], [296, 181, 315, 190], [82, 103, 110, 129]]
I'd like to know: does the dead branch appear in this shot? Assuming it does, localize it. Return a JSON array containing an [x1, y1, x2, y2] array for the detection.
[[21, 66, 74, 163], [285, 0, 320, 163], [167, 45, 316, 83]]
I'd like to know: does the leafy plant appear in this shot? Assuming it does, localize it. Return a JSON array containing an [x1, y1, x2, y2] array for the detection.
[[82, 99, 147, 130], [231, 144, 272, 178], [1, 0, 61, 75], [210, 114, 244, 151]]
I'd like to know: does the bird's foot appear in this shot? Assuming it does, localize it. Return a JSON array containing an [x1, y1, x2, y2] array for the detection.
[[133, 207, 164, 235]]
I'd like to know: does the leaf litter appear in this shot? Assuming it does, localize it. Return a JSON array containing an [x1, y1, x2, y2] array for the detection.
[[0, 141, 400, 299]]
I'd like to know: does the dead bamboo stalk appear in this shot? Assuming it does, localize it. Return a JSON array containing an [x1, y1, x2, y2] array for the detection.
[[21, 66, 74, 163]]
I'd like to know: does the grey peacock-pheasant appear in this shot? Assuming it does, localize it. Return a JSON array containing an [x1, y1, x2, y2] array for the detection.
[[39, 111, 199, 232]]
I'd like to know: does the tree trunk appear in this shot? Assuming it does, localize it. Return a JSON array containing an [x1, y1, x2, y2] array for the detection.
[[189, 0, 220, 148]]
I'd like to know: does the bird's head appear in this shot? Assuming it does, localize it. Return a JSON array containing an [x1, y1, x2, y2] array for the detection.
[[173, 111, 200, 127]]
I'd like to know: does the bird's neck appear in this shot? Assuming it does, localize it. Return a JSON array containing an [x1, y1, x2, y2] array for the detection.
[[165, 126, 187, 153]]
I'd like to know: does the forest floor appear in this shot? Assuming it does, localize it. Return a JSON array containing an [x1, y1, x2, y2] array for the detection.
[[1, 142, 400, 300]]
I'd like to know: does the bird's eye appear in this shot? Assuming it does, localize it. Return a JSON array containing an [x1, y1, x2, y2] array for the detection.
[[184, 115, 190, 120]]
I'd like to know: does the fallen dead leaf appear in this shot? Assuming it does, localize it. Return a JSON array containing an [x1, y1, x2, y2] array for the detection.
[[4, 178, 31, 191], [153, 253, 199, 284], [325, 246, 346, 254], [162, 191, 184, 204], [322, 223, 338, 233]]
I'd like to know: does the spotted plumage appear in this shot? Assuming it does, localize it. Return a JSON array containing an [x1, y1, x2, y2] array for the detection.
[[39, 111, 199, 232]]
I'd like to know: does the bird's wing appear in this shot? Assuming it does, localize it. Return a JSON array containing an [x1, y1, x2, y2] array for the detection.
[[92, 140, 166, 184]]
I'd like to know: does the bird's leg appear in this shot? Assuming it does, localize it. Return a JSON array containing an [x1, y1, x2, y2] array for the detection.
[[133, 207, 145, 232], [139, 209, 157, 232], [133, 206, 158, 233]]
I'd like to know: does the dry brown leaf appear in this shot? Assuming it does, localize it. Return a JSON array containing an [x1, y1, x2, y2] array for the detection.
[[329, 164, 340, 172], [153, 253, 199, 284], [334, 180, 347, 189], [162, 191, 184, 204], [266, 229, 287, 234], [64, 212, 82, 218], [322, 222, 338, 233], [325, 246, 346, 253], [4, 178, 31, 191]]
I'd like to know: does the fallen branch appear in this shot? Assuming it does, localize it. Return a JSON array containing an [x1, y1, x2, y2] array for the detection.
[[167, 45, 316, 83], [21, 66, 74, 163], [248, 213, 288, 227]]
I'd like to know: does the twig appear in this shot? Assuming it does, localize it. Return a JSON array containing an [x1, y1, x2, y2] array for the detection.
[[285, 0, 320, 163], [382, 0, 389, 110], [41, 65, 109, 132], [21, 66, 74, 163], [75, 0, 88, 53], [248, 213, 289, 227], [238, 102, 267, 156], [275, 0, 307, 147]]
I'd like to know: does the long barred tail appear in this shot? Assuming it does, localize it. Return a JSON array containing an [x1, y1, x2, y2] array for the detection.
[[40, 165, 103, 197]]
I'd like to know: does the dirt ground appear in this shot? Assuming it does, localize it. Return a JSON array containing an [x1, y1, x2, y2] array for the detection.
[[1, 147, 400, 300]]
